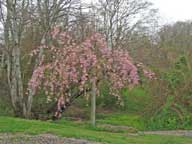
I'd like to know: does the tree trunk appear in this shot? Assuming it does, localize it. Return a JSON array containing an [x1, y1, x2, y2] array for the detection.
[[26, 34, 46, 118], [0, 52, 4, 77], [91, 78, 96, 127], [4, 0, 26, 118]]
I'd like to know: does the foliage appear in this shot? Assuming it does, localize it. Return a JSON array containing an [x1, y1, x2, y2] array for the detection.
[[145, 94, 192, 130], [146, 96, 181, 130], [0, 100, 13, 116], [144, 54, 192, 130], [96, 81, 119, 109], [120, 87, 150, 113], [0, 79, 13, 116], [96, 85, 151, 113]]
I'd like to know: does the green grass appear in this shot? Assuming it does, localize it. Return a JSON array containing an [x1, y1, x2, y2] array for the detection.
[[97, 113, 145, 130], [0, 117, 192, 144]]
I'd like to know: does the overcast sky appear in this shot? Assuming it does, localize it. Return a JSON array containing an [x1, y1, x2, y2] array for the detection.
[[150, 0, 192, 23], [83, 0, 192, 24]]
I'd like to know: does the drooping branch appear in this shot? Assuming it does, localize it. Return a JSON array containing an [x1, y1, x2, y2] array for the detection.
[[49, 87, 91, 120]]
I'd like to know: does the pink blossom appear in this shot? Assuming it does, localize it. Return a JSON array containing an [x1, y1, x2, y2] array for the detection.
[[29, 28, 153, 106]]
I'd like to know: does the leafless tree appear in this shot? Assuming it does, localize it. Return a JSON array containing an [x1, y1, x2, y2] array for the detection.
[[93, 0, 158, 50], [0, 0, 30, 116], [0, 0, 78, 117]]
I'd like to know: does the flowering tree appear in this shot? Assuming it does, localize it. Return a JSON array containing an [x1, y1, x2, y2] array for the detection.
[[29, 27, 154, 125]]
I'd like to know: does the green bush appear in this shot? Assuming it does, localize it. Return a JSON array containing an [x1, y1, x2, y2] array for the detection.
[[0, 99, 13, 116], [0, 79, 13, 116], [145, 96, 192, 130], [120, 87, 150, 113]]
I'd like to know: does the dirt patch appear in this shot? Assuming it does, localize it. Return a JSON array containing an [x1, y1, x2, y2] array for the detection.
[[0, 133, 102, 144]]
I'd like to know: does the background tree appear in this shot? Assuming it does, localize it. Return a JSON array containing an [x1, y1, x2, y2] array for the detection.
[[0, 0, 79, 117], [143, 21, 192, 129], [93, 0, 158, 49]]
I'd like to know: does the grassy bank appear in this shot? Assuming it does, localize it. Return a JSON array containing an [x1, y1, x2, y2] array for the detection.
[[0, 117, 192, 144]]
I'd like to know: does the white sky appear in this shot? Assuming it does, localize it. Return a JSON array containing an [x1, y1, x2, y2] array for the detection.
[[150, 0, 192, 23], [83, 0, 192, 24]]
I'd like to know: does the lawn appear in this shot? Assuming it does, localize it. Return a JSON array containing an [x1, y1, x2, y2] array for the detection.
[[97, 113, 145, 130], [0, 116, 192, 144]]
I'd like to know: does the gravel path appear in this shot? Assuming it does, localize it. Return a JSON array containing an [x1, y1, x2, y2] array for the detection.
[[99, 124, 192, 137], [0, 133, 101, 144], [143, 130, 192, 137], [1, 130, 192, 144]]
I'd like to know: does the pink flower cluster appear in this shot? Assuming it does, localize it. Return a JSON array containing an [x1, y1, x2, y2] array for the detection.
[[137, 63, 156, 79], [143, 69, 156, 79]]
